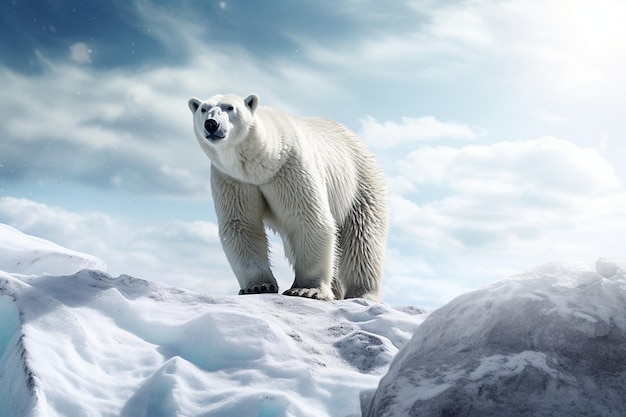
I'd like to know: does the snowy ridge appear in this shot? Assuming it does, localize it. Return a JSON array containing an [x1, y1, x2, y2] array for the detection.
[[0, 224, 106, 277], [0, 271, 425, 417], [0, 225, 427, 417]]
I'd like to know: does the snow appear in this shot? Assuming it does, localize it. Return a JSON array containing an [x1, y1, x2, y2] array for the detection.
[[363, 260, 626, 417], [2, 224, 626, 417], [0, 224, 105, 277], [0, 224, 427, 417]]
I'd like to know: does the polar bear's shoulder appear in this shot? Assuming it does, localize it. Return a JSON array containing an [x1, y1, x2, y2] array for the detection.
[[257, 107, 355, 141]]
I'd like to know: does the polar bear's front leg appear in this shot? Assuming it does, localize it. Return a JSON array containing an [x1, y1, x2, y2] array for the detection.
[[211, 166, 278, 295], [261, 158, 336, 301], [280, 208, 337, 301], [283, 224, 335, 300]]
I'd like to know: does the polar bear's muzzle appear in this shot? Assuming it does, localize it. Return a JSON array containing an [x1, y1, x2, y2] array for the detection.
[[203, 116, 228, 141]]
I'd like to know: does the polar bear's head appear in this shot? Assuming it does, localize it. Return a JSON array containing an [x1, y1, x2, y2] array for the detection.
[[188, 94, 259, 146]]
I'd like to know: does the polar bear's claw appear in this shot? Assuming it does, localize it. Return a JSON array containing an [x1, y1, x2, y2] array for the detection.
[[238, 283, 278, 295], [283, 288, 333, 301]]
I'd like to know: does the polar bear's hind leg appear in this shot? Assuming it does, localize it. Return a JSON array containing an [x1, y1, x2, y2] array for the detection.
[[338, 190, 387, 302]]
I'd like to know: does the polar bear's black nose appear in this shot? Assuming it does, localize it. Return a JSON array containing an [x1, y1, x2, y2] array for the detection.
[[205, 119, 219, 134]]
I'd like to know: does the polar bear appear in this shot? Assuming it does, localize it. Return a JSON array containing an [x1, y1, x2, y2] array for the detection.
[[188, 93, 388, 301]]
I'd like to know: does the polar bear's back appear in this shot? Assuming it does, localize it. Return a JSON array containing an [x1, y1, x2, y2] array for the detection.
[[256, 106, 378, 170], [257, 106, 386, 227]]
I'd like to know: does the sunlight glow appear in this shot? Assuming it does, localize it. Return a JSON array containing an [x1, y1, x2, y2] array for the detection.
[[570, 0, 626, 49]]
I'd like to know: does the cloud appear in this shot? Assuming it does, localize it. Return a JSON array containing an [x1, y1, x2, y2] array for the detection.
[[0, 61, 207, 196], [394, 136, 624, 246], [383, 135, 626, 301], [302, 0, 626, 101], [398, 137, 620, 196], [359, 116, 482, 149], [0, 197, 233, 293], [418, 1, 494, 48], [300, 1, 501, 82]]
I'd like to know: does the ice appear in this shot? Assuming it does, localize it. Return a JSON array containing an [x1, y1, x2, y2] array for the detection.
[[363, 261, 626, 417]]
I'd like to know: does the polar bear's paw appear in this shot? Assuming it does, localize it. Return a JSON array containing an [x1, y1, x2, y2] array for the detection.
[[283, 287, 334, 301], [238, 283, 279, 295]]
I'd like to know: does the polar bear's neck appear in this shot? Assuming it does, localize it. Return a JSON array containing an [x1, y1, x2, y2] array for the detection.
[[213, 108, 293, 185]]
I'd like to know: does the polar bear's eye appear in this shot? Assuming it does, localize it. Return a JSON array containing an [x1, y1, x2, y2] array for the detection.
[[201, 108, 207, 113], [226, 105, 234, 111]]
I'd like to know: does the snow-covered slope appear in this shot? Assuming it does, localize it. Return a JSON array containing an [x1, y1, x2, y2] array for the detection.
[[0, 224, 105, 276], [362, 259, 626, 417], [0, 224, 427, 417], [3, 224, 626, 417]]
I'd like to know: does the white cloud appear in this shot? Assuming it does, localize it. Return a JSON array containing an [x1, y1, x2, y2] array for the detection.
[[399, 137, 621, 195], [302, 0, 626, 103], [0, 62, 204, 195], [0, 197, 233, 294], [382, 135, 626, 304], [301, 2, 495, 81], [419, 1, 494, 48], [359, 116, 482, 149]]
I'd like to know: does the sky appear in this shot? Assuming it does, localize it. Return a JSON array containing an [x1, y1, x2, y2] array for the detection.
[[1, 0, 625, 307]]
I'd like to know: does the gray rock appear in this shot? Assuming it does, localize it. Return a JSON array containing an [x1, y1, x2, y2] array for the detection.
[[363, 261, 626, 417]]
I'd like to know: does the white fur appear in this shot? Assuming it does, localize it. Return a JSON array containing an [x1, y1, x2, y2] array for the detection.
[[188, 94, 388, 301]]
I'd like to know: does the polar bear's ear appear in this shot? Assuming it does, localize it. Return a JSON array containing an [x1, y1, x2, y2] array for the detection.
[[188, 98, 201, 114], [244, 94, 259, 114]]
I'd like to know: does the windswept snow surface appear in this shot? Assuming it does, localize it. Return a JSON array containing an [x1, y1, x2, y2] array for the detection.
[[0, 224, 427, 417], [0, 224, 106, 276], [363, 259, 626, 417], [4, 224, 625, 417]]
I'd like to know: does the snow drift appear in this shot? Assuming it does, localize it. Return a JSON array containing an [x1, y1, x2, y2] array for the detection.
[[362, 259, 626, 417], [0, 224, 427, 417], [0, 223, 105, 276]]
